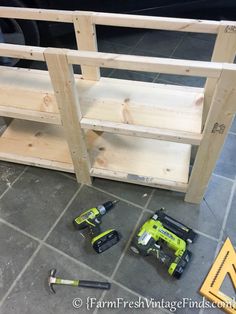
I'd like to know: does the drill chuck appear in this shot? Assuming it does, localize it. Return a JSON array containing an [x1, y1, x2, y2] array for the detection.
[[97, 200, 119, 215]]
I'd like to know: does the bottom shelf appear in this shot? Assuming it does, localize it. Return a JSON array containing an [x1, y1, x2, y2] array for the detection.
[[0, 119, 191, 191], [0, 119, 73, 172]]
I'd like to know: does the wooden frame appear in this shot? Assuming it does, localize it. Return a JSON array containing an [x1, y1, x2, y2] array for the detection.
[[0, 7, 236, 203]]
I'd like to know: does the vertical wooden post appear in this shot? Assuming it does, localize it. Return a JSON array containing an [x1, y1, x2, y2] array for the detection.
[[73, 11, 100, 80], [203, 21, 236, 125], [44, 48, 91, 184], [185, 64, 236, 203]]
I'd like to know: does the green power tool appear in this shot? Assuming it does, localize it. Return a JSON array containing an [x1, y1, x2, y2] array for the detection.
[[73, 200, 120, 254], [131, 209, 197, 279]]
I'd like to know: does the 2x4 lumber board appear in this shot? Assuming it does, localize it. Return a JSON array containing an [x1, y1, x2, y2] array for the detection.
[[67, 50, 222, 78], [0, 7, 72, 22], [0, 7, 219, 33], [91, 12, 219, 34], [0, 67, 60, 124], [203, 21, 236, 124], [185, 65, 236, 204], [0, 66, 204, 134], [0, 106, 60, 125], [0, 44, 222, 78], [86, 130, 191, 185], [73, 12, 100, 80], [44, 48, 91, 184], [0, 119, 73, 172], [0, 43, 44, 61], [81, 118, 202, 145], [90, 168, 188, 193]]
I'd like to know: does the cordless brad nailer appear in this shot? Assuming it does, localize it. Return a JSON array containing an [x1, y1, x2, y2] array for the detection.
[[73, 200, 120, 254], [131, 209, 197, 278]]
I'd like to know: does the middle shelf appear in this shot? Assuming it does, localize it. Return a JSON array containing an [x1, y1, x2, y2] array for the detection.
[[0, 67, 204, 145]]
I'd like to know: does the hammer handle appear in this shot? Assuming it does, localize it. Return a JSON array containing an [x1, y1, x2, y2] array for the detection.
[[79, 280, 110, 290]]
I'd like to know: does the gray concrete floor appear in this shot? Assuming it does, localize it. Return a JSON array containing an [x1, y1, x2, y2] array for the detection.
[[0, 29, 236, 314]]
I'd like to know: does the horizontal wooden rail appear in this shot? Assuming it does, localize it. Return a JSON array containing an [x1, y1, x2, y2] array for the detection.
[[81, 118, 203, 145], [0, 7, 220, 34], [0, 44, 224, 77], [67, 50, 223, 78], [0, 7, 72, 22], [0, 43, 45, 61], [0, 106, 61, 125], [91, 12, 220, 34], [90, 168, 188, 192]]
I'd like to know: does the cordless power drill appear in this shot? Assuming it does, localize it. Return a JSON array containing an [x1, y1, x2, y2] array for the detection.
[[73, 200, 120, 254], [131, 209, 197, 278]]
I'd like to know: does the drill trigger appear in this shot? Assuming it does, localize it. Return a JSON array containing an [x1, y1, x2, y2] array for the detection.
[[85, 219, 96, 227]]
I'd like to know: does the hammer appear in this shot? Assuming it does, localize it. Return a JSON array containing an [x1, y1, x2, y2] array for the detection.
[[48, 269, 111, 293]]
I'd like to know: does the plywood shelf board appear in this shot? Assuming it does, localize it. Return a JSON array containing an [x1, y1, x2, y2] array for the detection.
[[0, 66, 52, 90], [0, 67, 58, 115], [0, 67, 204, 135], [0, 120, 73, 172], [86, 130, 191, 184], [0, 120, 191, 187], [78, 77, 204, 134]]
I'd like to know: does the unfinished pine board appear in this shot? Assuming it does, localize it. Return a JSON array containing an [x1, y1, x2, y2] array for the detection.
[[77, 77, 204, 135], [81, 118, 202, 145], [0, 43, 222, 78], [73, 12, 100, 80], [0, 7, 73, 22], [87, 130, 191, 190], [0, 67, 204, 137], [0, 67, 60, 124], [44, 48, 91, 184], [0, 119, 73, 172], [0, 7, 220, 33], [203, 21, 236, 124], [67, 50, 222, 78], [0, 43, 45, 61], [185, 65, 236, 203], [0, 119, 190, 191], [90, 168, 187, 192], [91, 12, 220, 34]]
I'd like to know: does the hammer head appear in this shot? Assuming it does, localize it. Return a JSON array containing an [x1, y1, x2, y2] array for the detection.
[[48, 268, 57, 294]]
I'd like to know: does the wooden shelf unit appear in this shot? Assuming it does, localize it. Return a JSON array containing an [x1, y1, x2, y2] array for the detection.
[[0, 7, 236, 203]]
